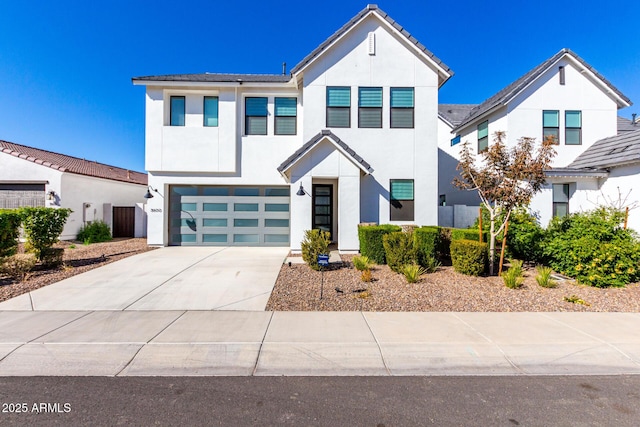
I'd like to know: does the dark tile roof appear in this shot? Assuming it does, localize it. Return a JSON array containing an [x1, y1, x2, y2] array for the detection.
[[438, 104, 478, 127], [277, 130, 373, 174], [132, 73, 291, 83], [453, 49, 632, 132], [618, 116, 639, 133], [0, 140, 148, 186], [568, 128, 640, 169], [289, 5, 452, 79]]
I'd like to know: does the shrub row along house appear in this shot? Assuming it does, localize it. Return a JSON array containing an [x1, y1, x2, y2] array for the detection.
[[133, 4, 638, 251], [0, 140, 148, 240]]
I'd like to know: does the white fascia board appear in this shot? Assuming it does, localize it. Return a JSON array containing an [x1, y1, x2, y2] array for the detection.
[[132, 80, 296, 89]]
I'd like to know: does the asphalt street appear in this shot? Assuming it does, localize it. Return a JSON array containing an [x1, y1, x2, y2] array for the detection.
[[1, 376, 638, 426]]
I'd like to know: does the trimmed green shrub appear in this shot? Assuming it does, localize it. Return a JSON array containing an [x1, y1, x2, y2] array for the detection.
[[301, 229, 330, 271], [77, 220, 112, 244], [542, 207, 640, 287], [451, 228, 488, 243], [402, 263, 427, 283], [383, 231, 416, 273], [0, 209, 22, 259], [503, 259, 524, 289], [414, 227, 439, 267], [358, 224, 401, 264], [352, 255, 373, 271], [20, 207, 72, 261], [450, 239, 487, 276], [1, 253, 37, 282]]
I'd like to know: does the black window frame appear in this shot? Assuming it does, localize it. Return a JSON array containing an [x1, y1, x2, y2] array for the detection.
[[565, 110, 582, 145], [389, 179, 415, 221], [477, 120, 489, 152], [274, 97, 297, 135], [552, 183, 570, 218], [358, 87, 383, 128], [203, 96, 219, 127], [170, 96, 185, 127], [245, 97, 268, 136], [390, 87, 415, 129], [543, 110, 560, 144], [326, 86, 351, 128]]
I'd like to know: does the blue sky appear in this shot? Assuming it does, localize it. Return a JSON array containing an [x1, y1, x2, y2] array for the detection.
[[1, 0, 638, 172]]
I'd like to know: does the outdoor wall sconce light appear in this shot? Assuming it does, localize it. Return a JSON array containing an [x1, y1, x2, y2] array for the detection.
[[296, 183, 310, 197], [47, 190, 57, 201], [144, 186, 163, 199]]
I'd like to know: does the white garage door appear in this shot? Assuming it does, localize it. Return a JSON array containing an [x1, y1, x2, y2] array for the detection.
[[169, 185, 290, 246]]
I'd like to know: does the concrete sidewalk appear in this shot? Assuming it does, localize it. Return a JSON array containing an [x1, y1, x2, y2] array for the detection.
[[1, 311, 639, 376]]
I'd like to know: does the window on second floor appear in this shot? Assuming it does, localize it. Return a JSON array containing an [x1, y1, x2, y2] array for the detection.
[[170, 96, 185, 126], [326, 87, 351, 128], [565, 110, 582, 145], [390, 87, 414, 128], [543, 110, 560, 143], [245, 97, 268, 135], [552, 183, 570, 217], [275, 97, 297, 135], [358, 87, 383, 128], [477, 120, 489, 152], [451, 135, 461, 146], [203, 96, 218, 127]]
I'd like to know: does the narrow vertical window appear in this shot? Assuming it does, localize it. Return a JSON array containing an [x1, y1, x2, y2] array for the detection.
[[390, 179, 414, 221], [565, 110, 582, 145], [358, 87, 382, 128], [543, 110, 559, 144], [170, 96, 185, 126], [326, 87, 351, 128], [390, 87, 414, 128], [559, 66, 565, 85], [203, 96, 218, 127], [553, 183, 570, 217], [274, 97, 297, 135], [245, 97, 268, 135], [477, 120, 489, 152]]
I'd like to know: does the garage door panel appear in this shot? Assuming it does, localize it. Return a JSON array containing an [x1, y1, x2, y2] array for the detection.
[[169, 185, 290, 246]]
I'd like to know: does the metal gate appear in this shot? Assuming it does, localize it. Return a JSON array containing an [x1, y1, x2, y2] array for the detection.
[[113, 206, 135, 238]]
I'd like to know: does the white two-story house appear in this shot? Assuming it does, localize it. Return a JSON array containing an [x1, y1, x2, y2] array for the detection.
[[133, 5, 452, 251], [438, 48, 635, 230]]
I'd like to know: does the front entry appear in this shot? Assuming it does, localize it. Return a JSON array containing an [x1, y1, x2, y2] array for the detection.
[[312, 184, 333, 240]]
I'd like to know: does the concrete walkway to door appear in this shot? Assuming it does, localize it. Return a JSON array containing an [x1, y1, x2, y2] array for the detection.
[[0, 247, 289, 311]]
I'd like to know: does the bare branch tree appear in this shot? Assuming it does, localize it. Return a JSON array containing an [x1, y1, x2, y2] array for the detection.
[[454, 131, 557, 275]]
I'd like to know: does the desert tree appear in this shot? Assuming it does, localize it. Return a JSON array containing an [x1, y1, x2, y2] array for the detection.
[[454, 131, 556, 275]]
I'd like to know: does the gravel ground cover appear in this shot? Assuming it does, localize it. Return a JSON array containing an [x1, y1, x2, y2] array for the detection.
[[267, 255, 640, 312], [0, 238, 155, 303]]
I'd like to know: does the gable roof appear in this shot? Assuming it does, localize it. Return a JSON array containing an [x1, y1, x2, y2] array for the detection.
[[132, 73, 291, 84], [277, 130, 374, 176], [453, 49, 632, 132], [290, 5, 452, 86], [568, 128, 640, 169], [438, 104, 478, 127], [618, 116, 639, 134], [0, 140, 148, 186]]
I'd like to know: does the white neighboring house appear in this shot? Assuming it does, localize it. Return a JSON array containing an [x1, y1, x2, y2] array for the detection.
[[438, 49, 636, 231], [0, 140, 148, 240], [133, 5, 452, 251]]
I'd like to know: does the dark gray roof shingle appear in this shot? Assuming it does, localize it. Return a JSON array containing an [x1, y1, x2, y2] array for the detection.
[[132, 73, 291, 83], [290, 5, 452, 79], [453, 49, 632, 132], [278, 130, 373, 174], [0, 140, 148, 186], [618, 116, 639, 134], [438, 104, 478, 127], [568, 128, 640, 169]]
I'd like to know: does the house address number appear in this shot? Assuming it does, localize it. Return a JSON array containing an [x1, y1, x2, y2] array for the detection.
[[151, 208, 162, 213]]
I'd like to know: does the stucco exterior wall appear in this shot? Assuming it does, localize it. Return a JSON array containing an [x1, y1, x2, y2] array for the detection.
[[597, 164, 640, 233]]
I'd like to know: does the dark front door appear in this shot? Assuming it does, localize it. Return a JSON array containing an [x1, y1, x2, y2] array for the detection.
[[312, 184, 332, 240], [113, 206, 135, 238]]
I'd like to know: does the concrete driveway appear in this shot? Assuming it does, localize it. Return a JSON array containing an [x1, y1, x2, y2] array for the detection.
[[0, 247, 289, 311]]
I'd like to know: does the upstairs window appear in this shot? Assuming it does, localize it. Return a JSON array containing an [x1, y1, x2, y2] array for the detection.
[[565, 110, 582, 145], [170, 96, 185, 126], [203, 96, 218, 127], [553, 183, 570, 217], [390, 87, 414, 128], [390, 179, 414, 221], [477, 120, 489, 152], [274, 97, 297, 135], [245, 97, 268, 135], [326, 87, 351, 128], [451, 135, 461, 146], [543, 110, 559, 143], [358, 87, 382, 128]]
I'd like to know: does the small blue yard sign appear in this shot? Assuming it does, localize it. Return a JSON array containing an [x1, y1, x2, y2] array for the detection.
[[317, 254, 329, 267]]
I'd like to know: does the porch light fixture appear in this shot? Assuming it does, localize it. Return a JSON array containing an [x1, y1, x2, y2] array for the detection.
[[296, 183, 310, 196], [144, 186, 163, 199], [47, 190, 57, 201]]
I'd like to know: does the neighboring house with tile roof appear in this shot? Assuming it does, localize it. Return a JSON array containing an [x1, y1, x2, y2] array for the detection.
[[133, 4, 452, 250], [618, 115, 639, 133], [0, 140, 148, 240]]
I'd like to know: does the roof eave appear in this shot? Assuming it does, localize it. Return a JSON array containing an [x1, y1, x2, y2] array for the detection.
[[132, 79, 295, 88]]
